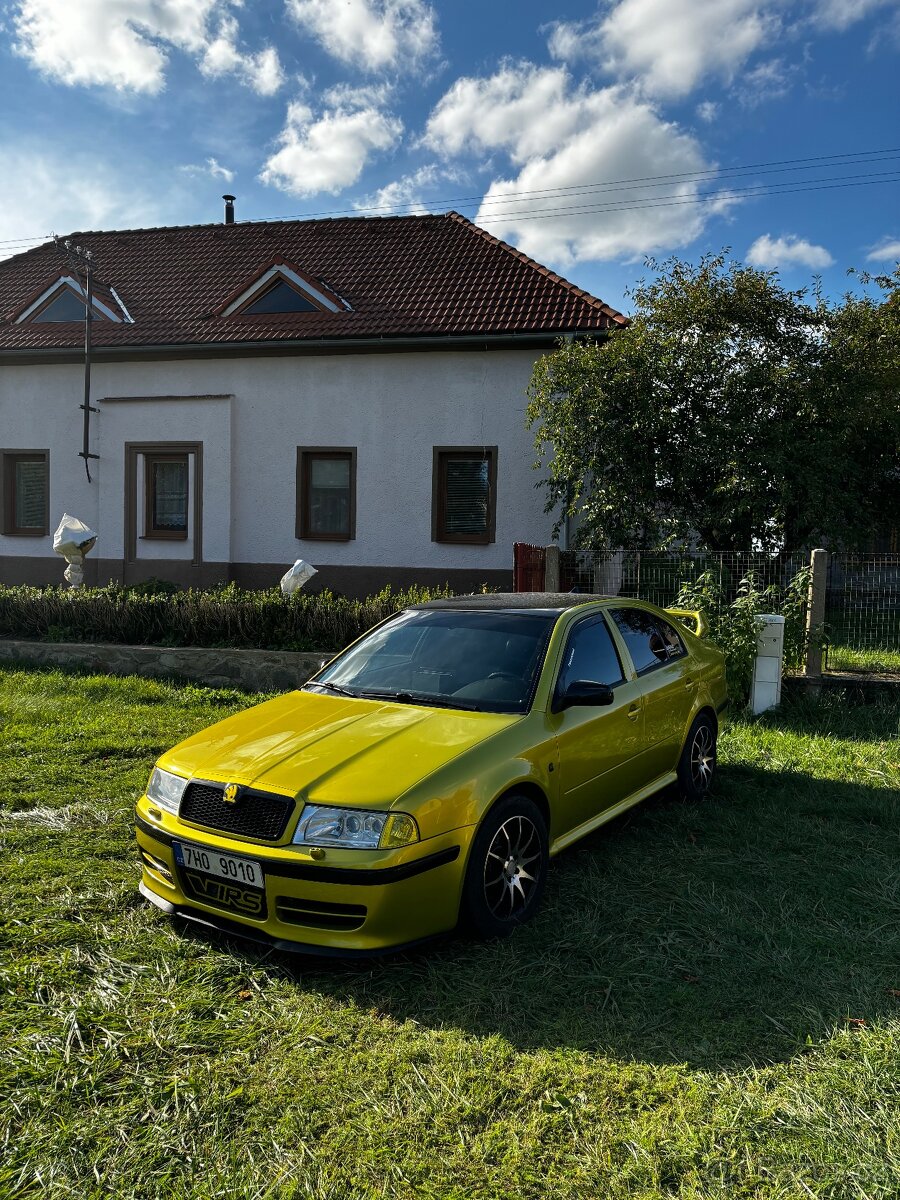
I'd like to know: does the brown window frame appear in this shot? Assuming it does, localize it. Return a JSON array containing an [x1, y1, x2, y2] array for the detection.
[[124, 442, 203, 566], [1, 450, 49, 537], [296, 447, 357, 542], [432, 446, 498, 545], [143, 452, 191, 540]]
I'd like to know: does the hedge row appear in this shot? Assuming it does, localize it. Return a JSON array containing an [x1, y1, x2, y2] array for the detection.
[[0, 582, 453, 653]]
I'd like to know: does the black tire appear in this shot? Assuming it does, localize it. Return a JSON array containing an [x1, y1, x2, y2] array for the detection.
[[677, 712, 718, 801], [460, 793, 549, 939]]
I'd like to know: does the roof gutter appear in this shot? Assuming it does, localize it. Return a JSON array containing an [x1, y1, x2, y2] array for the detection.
[[0, 328, 614, 366]]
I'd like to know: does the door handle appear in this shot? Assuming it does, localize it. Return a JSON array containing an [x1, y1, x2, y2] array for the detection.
[[685, 677, 698, 690], [626, 703, 641, 721]]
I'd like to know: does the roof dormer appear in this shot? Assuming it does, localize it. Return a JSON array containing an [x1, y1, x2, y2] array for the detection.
[[217, 259, 349, 317], [13, 275, 130, 324]]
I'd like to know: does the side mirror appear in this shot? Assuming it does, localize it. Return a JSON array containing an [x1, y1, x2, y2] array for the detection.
[[554, 680, 615, 713]]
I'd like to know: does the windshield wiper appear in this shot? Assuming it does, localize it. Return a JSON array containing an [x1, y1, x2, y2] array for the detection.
[[354, 689, 482, 712], [302, 681, 359, 698]]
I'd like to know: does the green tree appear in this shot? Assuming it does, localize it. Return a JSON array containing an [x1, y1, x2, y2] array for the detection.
[[526, 254, 900, 551]]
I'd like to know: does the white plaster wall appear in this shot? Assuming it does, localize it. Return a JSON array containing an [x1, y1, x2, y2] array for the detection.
[[1, 348, 555, 571], [97, 395, 231, 561], [0, 361, 96, 561]]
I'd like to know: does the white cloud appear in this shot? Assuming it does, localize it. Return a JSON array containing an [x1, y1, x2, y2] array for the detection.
[[425, 64, 589, 162], [0, 145, 168, 259], [286, 0, 437, 71], [866, 237, 900, 262], [747, 233, 835, 269], [738, 57, 797, 106], [353, 163, 462, 215], [547, 0, 781, 99], [260, 89, 403, 196], [425, 63, 729, 266], [546, 1, 900, 99], [200, 17, 285, 96], [810, 0, 899, 31], [14, 0, 282, 95], [180, 157, 235, 184], [14, 0, 218, 92], [696, 100, 719, 123]]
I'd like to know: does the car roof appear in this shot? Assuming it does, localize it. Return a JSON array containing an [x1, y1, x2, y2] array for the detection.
[[417, 592, 617, 613]]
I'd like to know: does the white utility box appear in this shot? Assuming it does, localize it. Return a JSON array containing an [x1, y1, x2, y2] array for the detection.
[[750, 614, 785, 714]]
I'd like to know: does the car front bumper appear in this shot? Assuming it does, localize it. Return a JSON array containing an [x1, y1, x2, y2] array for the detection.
[[135, 803, 471, 955]]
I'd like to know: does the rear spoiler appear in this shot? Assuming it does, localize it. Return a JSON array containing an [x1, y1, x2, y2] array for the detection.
[[665, 607, 709, 639]]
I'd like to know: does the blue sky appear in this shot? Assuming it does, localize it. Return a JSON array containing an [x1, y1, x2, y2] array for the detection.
[[1, 0, 898, 311]]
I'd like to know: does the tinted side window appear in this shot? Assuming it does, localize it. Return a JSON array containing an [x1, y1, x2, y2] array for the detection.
[[558, 617, 624, 693], [655, 617, 687, 661], [610, 608, 685, 674]]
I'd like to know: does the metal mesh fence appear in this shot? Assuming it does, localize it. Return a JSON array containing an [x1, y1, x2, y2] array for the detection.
[[558, 549, 809, 614], [824, 555, 900, 673], [513, 547, 900, 674]]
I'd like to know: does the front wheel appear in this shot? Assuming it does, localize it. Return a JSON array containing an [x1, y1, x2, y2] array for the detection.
[[460, 794, 549, 939], [677, 713, 718, 801]]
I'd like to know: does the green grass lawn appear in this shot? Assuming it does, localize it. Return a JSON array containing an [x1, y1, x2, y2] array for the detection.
[[826, 643, 900, 674], [1, 666, 898, 1200]]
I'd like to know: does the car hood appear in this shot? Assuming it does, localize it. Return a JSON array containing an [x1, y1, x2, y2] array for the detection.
[[159, 689, 520, 808]]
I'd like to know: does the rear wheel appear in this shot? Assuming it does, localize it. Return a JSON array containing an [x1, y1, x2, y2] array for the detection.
[[678, 713, 718, 800], [460, 794, 549, 939]]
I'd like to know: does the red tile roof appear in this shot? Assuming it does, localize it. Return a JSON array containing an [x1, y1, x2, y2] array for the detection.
[[0, 211, 626, 353]]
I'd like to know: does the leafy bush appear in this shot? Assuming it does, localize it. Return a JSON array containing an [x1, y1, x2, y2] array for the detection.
[[675, 567, 810, 704], [0, 582, 453, 653]]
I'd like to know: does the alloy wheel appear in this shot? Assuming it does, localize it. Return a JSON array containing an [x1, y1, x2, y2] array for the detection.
[[690, 724, 716, 793], [483, 814, 542, 920]]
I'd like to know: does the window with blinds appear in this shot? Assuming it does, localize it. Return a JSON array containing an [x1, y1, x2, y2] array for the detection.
[[433, 448, 497, 544], [2, 452, 48, 536], [145, 453, 189, 537], [297, 448, 356, 541]]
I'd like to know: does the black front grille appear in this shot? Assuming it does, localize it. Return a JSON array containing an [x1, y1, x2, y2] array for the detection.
[[179, 782, 294, 840]]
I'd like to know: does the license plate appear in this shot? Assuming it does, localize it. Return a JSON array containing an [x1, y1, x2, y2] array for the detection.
[[173, 841, 263, 889]]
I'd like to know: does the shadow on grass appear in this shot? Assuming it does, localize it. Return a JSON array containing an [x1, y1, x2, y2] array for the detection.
[[185, 757, 900, 1071]]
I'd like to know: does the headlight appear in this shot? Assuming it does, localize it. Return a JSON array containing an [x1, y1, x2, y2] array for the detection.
[[292, 805, 419, 850], [145, 767, 188, 816]]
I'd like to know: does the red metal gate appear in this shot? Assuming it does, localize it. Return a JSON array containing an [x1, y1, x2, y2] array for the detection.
[[513, 543, 546, 592]]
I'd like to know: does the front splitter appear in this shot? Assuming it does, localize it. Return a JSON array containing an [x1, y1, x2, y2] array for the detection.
[[138, 880, 444, 959]]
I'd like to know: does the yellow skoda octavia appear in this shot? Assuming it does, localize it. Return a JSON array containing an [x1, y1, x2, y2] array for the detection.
[[136, 594, 727, 955]]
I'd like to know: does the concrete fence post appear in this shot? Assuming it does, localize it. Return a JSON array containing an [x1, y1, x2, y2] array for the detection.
[[544, 544, 561, 592], [804, 548, 828, 677]]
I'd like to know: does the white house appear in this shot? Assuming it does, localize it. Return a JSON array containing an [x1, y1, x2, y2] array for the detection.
[[0, 206, 625, 595]]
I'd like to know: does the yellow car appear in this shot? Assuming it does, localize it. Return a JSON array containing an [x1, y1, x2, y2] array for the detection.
[[136, 594, 727, 955]]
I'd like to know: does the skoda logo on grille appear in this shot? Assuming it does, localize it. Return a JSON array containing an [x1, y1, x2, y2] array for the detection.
[[222, 783, 241, 805]]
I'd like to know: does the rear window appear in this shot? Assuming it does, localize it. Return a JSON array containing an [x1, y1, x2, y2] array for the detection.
[[609, 608, 686, 675]]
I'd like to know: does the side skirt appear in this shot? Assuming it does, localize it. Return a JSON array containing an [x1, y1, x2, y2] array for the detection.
[[549, 771, 678, 857]]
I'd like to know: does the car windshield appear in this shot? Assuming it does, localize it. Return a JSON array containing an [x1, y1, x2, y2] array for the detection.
[[305, 608, 559, 713]]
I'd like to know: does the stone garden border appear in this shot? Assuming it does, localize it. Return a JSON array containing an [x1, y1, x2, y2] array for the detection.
[[0, 639, 330, 693]]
